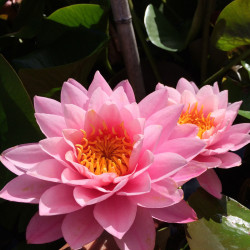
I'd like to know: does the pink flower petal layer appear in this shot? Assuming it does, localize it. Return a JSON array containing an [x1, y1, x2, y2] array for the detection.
[[3, 143, 50, 170], [39, 184, 82, 215], [94, 195, 137, 239], [131, 178, 183, 208], [0, 175, 54, 203], [150, 200, 197, 223], [197, 169, 222, 199], [115, 207, 155, 250], [26, 212, 64, 244], [62, 206, 103, 249]]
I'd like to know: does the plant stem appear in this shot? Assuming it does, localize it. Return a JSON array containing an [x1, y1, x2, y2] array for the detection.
[[110, 0, 146, 100], [128, 0, 163, 83], [200, 0, 215, 82], [203, 47, 250, 86]]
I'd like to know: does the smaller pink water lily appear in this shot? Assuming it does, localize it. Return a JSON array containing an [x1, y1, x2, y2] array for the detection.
[[156, 78, 250, 199], [0, 72, 206, 250]]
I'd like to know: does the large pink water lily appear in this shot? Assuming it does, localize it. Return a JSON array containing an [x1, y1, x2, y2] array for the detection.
[[0, 72, 205, 250], [156, 79, 250, 199]]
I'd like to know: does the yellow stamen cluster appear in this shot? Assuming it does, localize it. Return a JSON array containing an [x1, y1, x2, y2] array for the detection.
[[178, 103, 214, 138], [75, 122, 133, 176]]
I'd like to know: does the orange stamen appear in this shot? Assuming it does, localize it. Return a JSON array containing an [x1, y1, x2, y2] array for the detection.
[[75, 122, 133, 176], [178, 102, 214, 138]]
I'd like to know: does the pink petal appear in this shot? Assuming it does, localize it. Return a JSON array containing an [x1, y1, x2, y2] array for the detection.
[[62, 129, 83, 148], [216, 152, 241, 169], [150, 200, 197, 223], [208, 133, 250, 152], [130, 178, 183, 208], [39, 137, 70, 167], [120, 103, 140, 120], [190, 81, 199, 93], [125, 117, 145, 138], [88, 87, 109, 112], [171, 161, 208, 184], [34, 96, 63, 115], [0, 174, 54, 203], [138, 88, 168, 119], [35, 113, 66, 138], [98, 103, 122, 128], [73, 186, 112, 206], [88, 71, 113, 97], [221, 101, 242, 127], [155, 82, 164, 90], [210, 109, 226, 127], [110, 86, 130, 109], [63, 104, 86, 129], [128, 135, 144, 172], [61, 168, 106, 187], [168, 124, 198, 140], [114, 207, 155, 250], [114, 80, 136, 103], [130, 150, 154, 181], [156, 137, 206, 161], [61, 82, 89, 108], [217, 90, 228, 109], [229, 123, 250, 134], [176, 78, 196, 94], [39, 184, 82, 215], [67, 78, 88, 95], [83, 109, 104, 136], [62, 206, 103, 249], [27, 159, 66, 182], [194, 155, 222, 169], [196, 85, 214, 99], [212, 82, 220, 94], [141, 125, 163, 152], [117, 172, 151, 196], [26, 212, 64, 244], [94, 195, 137, 239], [166, 86, 181, 104], [181, 90, 197, 109], [148, 152, 187, 182], [0, 154, 24, 175], [197, 169, 222, 199], [197, 94, 219, 116], [3, 143, 50, 170], [146, 105, 184, 139]]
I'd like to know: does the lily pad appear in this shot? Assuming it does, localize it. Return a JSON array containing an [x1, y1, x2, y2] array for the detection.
[[212, 0, 250, 51], [144, 4, 187, 52], [48, 4, 104, 29], [187, 188, 250, 250]]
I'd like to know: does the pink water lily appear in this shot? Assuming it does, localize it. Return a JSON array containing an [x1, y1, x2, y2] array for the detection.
[[156, 78, 250, 199], [0, 72, 205, 250]]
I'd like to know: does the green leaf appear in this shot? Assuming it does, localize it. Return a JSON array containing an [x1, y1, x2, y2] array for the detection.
[[211, 0, 250, 51], [48, 4, 104, 28], [144, 4, 187, 52], [187, 188, 250, 249], [238, 110, 250, 119], [0, 54, 42, 151]]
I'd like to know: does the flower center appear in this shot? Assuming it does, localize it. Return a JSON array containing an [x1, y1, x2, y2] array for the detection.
[[178, 103, 214, 138], [75, 122, 133, 176]]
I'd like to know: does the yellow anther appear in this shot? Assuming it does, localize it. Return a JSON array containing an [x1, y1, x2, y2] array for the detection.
[[178, 102, 214, 138], [75, 121, 133, 176]]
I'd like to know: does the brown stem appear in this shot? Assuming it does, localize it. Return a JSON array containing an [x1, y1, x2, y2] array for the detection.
[[110, 0, 146, 101], [200, 0, 215, 82]]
